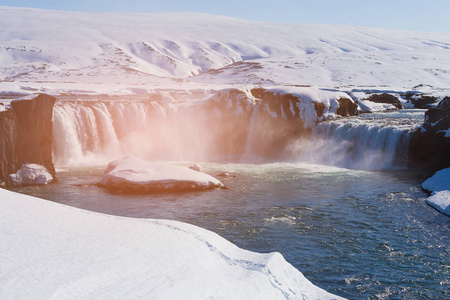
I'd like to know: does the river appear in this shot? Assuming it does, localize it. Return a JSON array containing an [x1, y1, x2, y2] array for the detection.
[[12, 109, 450, 299]]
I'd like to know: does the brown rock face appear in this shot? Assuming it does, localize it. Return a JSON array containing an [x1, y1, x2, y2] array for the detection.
[[408, 97, 450, 172], [337, 97, 359, 116], [405, 93, 438, 109], [0, 109, 17, 183], [366, 93, 403, 109], [0, 94, 56, 185]]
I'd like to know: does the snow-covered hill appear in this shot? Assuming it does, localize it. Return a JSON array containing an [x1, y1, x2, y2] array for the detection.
[[1, 6, 449, 95]]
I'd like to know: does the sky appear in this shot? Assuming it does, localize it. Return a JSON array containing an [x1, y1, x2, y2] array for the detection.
[[0, 0, 449, 33]]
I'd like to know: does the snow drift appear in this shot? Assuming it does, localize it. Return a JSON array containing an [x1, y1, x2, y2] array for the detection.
[[0, 188, 342, 299]]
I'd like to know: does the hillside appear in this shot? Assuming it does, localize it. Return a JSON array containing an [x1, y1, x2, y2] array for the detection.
[[0, 6, 449, 95]]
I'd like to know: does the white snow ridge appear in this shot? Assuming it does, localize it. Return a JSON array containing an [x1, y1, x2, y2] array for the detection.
[[0, 188, 342, 299]]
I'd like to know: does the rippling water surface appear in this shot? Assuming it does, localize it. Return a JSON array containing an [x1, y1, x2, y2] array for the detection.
[[13, 162, 449, 299]]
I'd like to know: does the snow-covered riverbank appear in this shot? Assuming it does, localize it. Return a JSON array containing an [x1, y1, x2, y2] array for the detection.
[[0, 188, 341, 299]]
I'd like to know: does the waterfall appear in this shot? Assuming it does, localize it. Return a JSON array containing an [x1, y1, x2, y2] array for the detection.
[[244, 103, 261, 158], [52, 100, 248, 165], [53, 103, 121, 165], [291, 113, 421, 170], [52, 98, 424, 170]]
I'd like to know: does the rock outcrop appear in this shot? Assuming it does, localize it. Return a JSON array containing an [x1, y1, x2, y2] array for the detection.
[[0, 94, 56, 186], [0, 108, 17, 184], [405, 93, 438, 109], [408, 97, 450, 172], [247, 88, 359, 158], [337, 97, 360, 116], [366, 93, 403, 109]]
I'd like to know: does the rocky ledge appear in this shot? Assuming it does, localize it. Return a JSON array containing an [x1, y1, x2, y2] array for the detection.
[[408, 97, 450, 172]]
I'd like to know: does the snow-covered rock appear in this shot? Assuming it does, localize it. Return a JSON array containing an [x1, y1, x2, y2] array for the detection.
[[350, 92, 399, 113], [422, 168, 450, 216], [0, 188, 342, 299], [99, 157, 223, 193], [422, 168, 450, 193], [189, 164, 203, 172], [9, 163, 53, 186], [426, 191, 450, 216]]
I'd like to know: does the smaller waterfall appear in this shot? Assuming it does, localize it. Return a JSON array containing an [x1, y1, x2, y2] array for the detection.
[[53, 103, 122, 165], [244, 103, 261, 158], [291, 110, 425, 170]]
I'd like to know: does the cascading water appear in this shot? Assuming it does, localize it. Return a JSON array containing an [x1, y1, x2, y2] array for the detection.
[[52, 101, 171, 165], [291, 110, 426, 170], [52, 99, 251, 165], [52, 97, 426, 171]]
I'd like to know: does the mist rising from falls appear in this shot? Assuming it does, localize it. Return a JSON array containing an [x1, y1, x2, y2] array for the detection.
[[297, 122, 412, 170], [290, 110, 425, 170], [52, 99, 254, 166], [51, 92, 423, 170]]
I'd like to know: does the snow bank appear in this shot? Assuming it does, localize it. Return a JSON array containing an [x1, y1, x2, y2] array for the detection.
[[422, 168, 450, 216], [99, 157, 223, 193], [0, 188, 342, 299], [9, 163, 53, 186], [426, 191, 450, 216]]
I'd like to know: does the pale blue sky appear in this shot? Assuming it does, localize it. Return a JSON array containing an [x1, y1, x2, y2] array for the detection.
[[0, 0, 449, 33]]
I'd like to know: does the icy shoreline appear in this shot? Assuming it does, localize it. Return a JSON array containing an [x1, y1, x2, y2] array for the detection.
[[422, 168, 450, 216], [0, 188, 343, 299]]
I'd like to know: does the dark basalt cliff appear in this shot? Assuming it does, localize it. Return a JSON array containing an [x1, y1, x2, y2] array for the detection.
[[0, 94, 56, 186], [408, 97, 450, 172], [365, 93, 403, 109]]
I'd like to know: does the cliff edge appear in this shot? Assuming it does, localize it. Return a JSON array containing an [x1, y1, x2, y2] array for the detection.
[[0, 94, 56, 186]]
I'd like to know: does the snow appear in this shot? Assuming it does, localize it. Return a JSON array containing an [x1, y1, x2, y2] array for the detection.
[[0, 6, 449, 95], [350, 92, 397, 113], [422, 168, 450, 193], [422, 168, 450, 216], [426, 191, 450, 216], [0, 188, 342, 299], [99, 156, 223, 193], [262, 87, 354, 127], [9, 163, 53, 186], [0, 102, 11, 112]]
